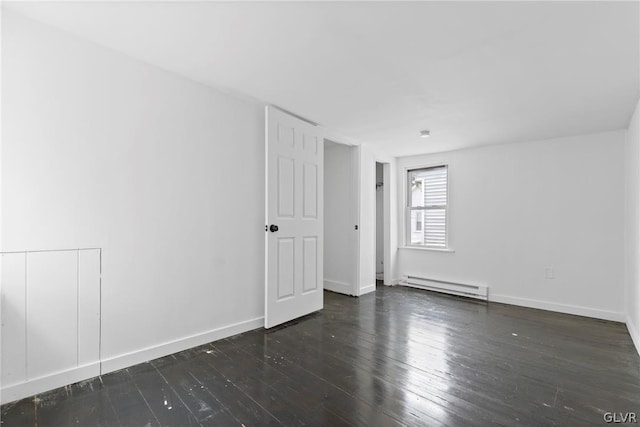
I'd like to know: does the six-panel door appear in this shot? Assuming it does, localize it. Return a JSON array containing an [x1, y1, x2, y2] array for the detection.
[[265, 106, 324, 328]]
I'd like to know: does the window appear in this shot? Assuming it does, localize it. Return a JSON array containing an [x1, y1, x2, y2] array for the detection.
[[407, 165, 448, 248]]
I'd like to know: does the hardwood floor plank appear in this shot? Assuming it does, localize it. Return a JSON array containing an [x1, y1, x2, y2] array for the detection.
[[130, 365, 201, 426], [223, 332, 407, 426], [216, 335, 403, 427], [153, 349, 283, 426]]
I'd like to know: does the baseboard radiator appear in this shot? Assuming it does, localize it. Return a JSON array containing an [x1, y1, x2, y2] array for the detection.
[[401, 275, 488, 301]]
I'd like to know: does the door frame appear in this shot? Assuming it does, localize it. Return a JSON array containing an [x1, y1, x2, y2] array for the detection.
[[375, 160, 393, 287], [322, 131, 361, 297]]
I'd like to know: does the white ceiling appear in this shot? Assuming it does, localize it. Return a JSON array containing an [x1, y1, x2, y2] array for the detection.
[[5, 1, 640, 157]]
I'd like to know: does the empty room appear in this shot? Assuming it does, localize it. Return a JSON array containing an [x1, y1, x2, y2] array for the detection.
[[1, 1, 639, 426]]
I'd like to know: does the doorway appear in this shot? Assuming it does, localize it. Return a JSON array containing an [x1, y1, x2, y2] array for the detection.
[[376, 162, 384, 284], [323, 140, 359, 296]]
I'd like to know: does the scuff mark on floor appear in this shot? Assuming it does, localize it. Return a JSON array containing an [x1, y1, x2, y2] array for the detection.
[[552, 387, 560, 407]]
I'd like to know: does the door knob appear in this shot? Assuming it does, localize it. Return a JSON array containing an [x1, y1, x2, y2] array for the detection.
[[270, 224, 279, 232]]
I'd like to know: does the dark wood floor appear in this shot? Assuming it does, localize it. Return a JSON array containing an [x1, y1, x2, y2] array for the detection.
[[2, 284, 639, 426]]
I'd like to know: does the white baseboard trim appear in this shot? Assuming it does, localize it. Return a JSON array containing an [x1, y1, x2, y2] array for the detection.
[[359, 284, 376, 296], [490, 294, 625, 322], [1, 362, 100, 405], [324, 279, 354, 296], [376, 273, 384, 280], [100, 316, 264, 375], [626, 316, 640, 357]]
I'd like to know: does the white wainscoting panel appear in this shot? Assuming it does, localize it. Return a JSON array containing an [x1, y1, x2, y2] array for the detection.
[[1, 249, 101, 404], [78, 250, 101, 367], [1, 253, 27, 389], [26, 251, 78, 380]]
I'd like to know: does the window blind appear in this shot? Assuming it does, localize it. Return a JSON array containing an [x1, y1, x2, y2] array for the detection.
[[408, 165, 448, 247]]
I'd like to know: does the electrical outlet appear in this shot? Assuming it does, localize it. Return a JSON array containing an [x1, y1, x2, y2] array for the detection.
[[544, 266, 554, 279]]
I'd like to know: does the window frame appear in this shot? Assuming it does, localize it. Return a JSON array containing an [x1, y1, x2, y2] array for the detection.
[[405, 164, 450, 250]]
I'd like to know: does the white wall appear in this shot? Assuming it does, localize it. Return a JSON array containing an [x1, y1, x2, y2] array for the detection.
[[397, 131, 626, 321], [625, 98, 640, 354], [358, 144, 376, 295], [2, 9, 265, 393], [324, 141, 357, 295], [375, 163, 384, 277]]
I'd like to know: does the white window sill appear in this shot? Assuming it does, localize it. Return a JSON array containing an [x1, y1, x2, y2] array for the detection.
[[400, 246, 455, 253]]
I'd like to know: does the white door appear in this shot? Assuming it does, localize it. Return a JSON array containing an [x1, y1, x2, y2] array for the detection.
[[265, 106, 323, 328]]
